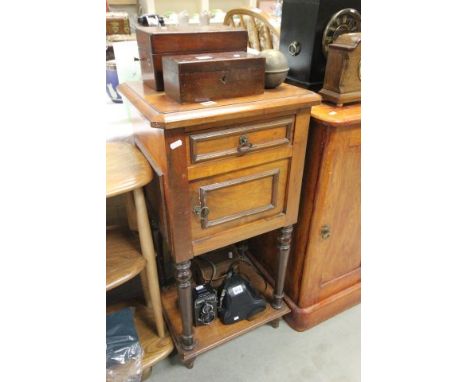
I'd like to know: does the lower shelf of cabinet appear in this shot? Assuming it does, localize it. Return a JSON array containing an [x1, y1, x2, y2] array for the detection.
[[161, 264, 290, 363], [107, 302, 174, 370]]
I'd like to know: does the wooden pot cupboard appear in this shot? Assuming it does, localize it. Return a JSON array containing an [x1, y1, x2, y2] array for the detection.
[[118, 81, 320, 368], [249, 102, 361, 331]]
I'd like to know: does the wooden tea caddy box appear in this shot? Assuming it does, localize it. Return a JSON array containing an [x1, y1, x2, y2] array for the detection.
[[136, 25, 248, 91], [162, 52, 265, 103]]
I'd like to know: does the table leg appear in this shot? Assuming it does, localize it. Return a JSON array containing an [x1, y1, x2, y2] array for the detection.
[[270, 318, 280, 328], [134, 188, 166, 338], [272, 225, 293, 309], [182, 357, 196, 369], [175, 260, 195, 350]]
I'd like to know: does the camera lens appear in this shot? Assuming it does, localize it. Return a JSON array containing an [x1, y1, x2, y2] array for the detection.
[[200, 303, 215, 324], [202, 304, 213, 314]]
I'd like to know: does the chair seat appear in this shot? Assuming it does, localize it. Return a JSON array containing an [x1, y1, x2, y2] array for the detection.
[[106, 142, 153, 198]]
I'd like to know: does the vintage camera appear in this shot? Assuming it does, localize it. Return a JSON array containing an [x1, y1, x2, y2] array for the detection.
[[192, 284, 218, 326]]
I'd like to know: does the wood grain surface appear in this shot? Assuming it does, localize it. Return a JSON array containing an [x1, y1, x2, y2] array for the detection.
[[136, 25, 248, 91], [187, 116, 293, 164], [310, 102, 361, 127], [106, 228, 146, 291], [118, 82, 321, 129], [106, 142, 153, 198], [190, 159, 289, 241], [163, 52, 265, 103]]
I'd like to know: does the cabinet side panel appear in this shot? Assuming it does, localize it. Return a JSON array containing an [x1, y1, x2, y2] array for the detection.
[[285, 121, 330, 302], [129, 102, 193, 262], [284, 107, 312, 225], [162, 129, 194, 262]]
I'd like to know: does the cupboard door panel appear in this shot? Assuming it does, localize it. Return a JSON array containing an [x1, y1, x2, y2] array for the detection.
[[300, 125, 361, 306], [190, 159, 290, 240]]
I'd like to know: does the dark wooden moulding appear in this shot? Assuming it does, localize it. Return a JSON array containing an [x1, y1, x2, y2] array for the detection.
[[162, 52, 265, 103], [136, 25, 248, 91]]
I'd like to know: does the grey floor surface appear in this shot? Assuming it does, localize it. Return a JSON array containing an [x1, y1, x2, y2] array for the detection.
[[148, 305, 360, 382]]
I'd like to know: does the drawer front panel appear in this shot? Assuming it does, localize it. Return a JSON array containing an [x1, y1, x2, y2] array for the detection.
[[190, 159, 290, 240], [188, 117, 294, 164]]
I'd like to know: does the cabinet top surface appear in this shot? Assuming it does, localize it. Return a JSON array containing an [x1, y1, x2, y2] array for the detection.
[[310, 101, 361, 127], [118, 82, 320, 129]]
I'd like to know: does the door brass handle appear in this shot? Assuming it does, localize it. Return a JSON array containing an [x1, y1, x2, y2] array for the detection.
[[320, 225, 331, 239], [193, 205, 210, 228], [237, 135, 253, 154]]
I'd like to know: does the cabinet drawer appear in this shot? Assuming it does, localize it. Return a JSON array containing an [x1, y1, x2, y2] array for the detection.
[[190, 159, 289, 240], [188, 117, 294, 164]]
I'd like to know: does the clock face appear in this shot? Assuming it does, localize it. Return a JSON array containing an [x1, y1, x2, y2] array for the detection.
[[322, 8, 361, 57]]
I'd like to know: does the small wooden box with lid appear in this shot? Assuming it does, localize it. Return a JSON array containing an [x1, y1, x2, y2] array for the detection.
[[136, 25, 248, 91], [162, 51, 265, 103]]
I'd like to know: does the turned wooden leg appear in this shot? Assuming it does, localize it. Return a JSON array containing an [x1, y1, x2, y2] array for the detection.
[[175, 261, 195, 350], [272, 225, 293, 309], [134, 188, 165, 338], [182, 358, 196, 369]]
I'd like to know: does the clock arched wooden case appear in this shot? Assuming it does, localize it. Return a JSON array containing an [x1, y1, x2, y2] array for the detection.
[[319, 32, 361, 106]]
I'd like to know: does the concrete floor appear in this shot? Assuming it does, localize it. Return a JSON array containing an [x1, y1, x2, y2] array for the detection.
[[148, 305, 360, 382]]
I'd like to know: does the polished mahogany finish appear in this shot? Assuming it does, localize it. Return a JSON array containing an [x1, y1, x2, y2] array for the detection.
[[136, 25, 248, 91], [249, 102, 361, 331], [118, 81, 320, 366], [163, 52, 265, 103]]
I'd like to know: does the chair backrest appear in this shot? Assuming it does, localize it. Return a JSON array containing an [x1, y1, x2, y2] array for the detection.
[[224, 7, 280, 51]]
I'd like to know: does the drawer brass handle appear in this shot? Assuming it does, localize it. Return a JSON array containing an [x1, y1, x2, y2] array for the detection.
[[320, 225, 331, 240], [237, 135, 253, 154]]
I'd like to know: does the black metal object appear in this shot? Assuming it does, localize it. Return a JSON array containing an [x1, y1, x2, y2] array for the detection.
[[279, 0, 361, 91]]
